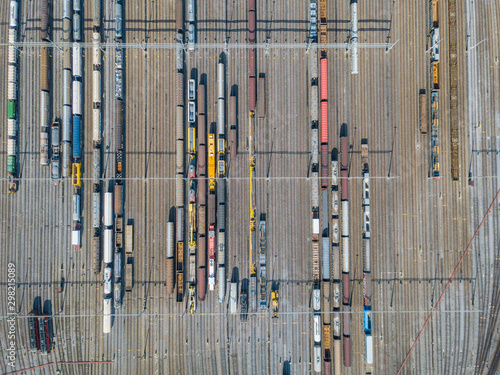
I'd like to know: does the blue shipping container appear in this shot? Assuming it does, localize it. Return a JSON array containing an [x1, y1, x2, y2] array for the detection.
[[72, 115, 82, 158], [364, 306, 372, 334]]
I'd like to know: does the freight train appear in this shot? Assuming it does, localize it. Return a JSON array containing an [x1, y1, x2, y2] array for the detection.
[[7, 0, 19, 192], [187, 74, 197, 310], [429, 0, 440, 178], [40, 0, 51, 166], [361, 141, 374, 368], [197, 83, 207, 301], [217, 58, 227, 303], [259, 215, 267, 309], [248, 0, 259, 313], [340, 131, 351, 367], [114, 0, 125, 308], [174, 2, 186, 302]]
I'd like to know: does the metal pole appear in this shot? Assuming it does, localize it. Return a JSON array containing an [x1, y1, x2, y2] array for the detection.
[[386, 39, 400, 53]]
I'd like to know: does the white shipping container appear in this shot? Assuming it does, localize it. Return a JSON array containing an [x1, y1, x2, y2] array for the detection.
[[188, 79, 196, 101], [167, 222, 175, 257], [218, 62, 224, 98], [72, 43, 82, 77], [313, 315, 321, 343], [7, 138, 16, 156], [9, 1, 18, 28], [93, 70, 101, 104], [312, 217, 320, 236], [41, 91, 50, 127], [217, 99, 224, 135], [73, 12, 82, 41], [40, 132, 49, 165], [7, 81, 17, 101], [363, 171, 370, 205], [8, 29, 15, 44], [333, 314, 341, 337], [332, 190, 339, 216], [72, 230, 81, 246], [342, 236, 350, 273], [363, 206, 370, 236], [72, 194, 81, 222], [92, 192, 100, 228], [73, 80, 82, 115], [7, 118, 17, 137], [366, 335, 373, 364], [230, 282, 237, 314], [332, 160, 339, 186], [217, 231, 226, 265], [8, 45, 16, 64], [104, 279, 112, 295], [63, 0, 72, 19], [93, 108, 101, 142], [92, 32, 101, 60], [187, 23, 195, 51], [8, 64, 17, 83], [313, 344, 321, 373], [208, 258, 216, 291], [73, 0, 81, 12], [103, 229, 113, 264], [188, 101, 196, 123], [92, 42, 101, 67], [312, 288, 321, 311], [63, 69, 72, 106], [104, 192, 113, 227], [103, 298, 112, 334], [332, 218, 340, 244], [342, 200, 349, 236], [187, 0, 195, 22]]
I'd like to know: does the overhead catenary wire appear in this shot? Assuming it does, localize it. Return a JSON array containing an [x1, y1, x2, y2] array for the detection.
[[396, 187, 500, 375], [2, 41, 396, 50], [0, 308, 488, 320], [0, 176, 402, 182]]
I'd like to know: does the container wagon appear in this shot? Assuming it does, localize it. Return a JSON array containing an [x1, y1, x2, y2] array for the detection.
[[420, 93, 427, 134]]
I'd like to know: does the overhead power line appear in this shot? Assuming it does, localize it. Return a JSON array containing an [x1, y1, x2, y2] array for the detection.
[[3, 41, 397, 50], [0, 308, 487, 320]]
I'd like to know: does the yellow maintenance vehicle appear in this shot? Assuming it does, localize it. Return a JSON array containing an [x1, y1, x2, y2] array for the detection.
[[271, 290, 279, 318], [208, 133, 216, 191], [72, 163, 82, 188]]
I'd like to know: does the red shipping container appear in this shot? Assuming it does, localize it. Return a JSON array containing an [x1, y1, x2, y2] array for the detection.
[[342, 272, 350, 305], [248, 11, 256, 43], [341, 136, 349, 169], [248, 0, 256, 12], [344, 336, 352, 367], [249, 48, 256, 77], [321, 101, 328, 143], [197, 268, 206, 301], [341, 169, 349, 201], [321, 58, 328, 101]]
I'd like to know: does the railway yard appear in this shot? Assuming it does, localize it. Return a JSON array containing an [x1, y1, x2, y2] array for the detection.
[[1, 0, 500, 374]]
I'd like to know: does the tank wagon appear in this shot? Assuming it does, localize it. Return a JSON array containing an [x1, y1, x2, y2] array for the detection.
[[7, 1, 19, 192]]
